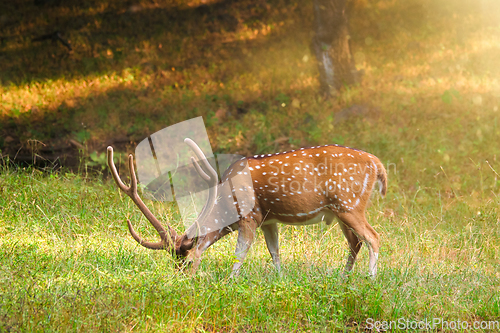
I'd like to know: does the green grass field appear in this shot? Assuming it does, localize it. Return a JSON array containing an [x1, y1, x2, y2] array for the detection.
[[1, 0, 500, 331]]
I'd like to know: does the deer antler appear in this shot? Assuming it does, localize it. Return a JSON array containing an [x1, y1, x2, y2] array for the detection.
[[107, 139, 219, 251], [184, 138, 219, 234], [107, 146, 178, 250]]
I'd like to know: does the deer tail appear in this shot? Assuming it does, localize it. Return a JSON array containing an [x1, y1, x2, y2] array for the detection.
[[374, 158, 387, 197]]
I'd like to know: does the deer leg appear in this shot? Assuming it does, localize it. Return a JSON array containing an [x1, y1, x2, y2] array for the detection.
[[261, 223, 281, 272], [231, 218, 258, 276], [366, 222, 380, 277], [337, 212, 380, 277], [338, 221, 362, 274]]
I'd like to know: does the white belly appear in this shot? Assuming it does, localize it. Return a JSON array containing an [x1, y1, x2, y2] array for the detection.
[[261, 209, 336, 227]]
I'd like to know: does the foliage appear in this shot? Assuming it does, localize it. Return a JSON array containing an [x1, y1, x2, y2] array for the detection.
[[85, 151, 108, 170]]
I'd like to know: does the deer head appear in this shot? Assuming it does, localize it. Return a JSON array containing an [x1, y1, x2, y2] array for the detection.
[[107, 139, 387, 276]]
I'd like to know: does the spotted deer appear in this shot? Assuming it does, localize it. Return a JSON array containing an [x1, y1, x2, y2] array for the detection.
[[107, 138, 387, 276]]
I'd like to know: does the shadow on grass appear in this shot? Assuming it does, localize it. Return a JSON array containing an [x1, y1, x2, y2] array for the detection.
[[0, 0, 300, 86]]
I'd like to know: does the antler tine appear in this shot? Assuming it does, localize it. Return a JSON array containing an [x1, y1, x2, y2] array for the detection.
[[184, 138, 218, 235], [126, 219, 171, 249], [107, 146, 178, 250], [190, 156, 210, 182], [184, 138, 218, 186], [107, 146, 130, 193], [127, 153, 138, 192]]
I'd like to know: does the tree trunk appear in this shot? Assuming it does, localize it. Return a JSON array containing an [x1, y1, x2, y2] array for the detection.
[[311, 0, 361, 96]]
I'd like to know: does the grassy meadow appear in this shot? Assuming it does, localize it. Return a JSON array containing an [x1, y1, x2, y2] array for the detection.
[[1, 0, 500, 331]]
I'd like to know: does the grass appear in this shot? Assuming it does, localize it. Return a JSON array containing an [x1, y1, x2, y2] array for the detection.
[[1, 0, 500, 331], [0, 161, 499, 331]]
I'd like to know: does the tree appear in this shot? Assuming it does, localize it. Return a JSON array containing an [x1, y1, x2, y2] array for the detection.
[[311, 0, 362, 96]]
